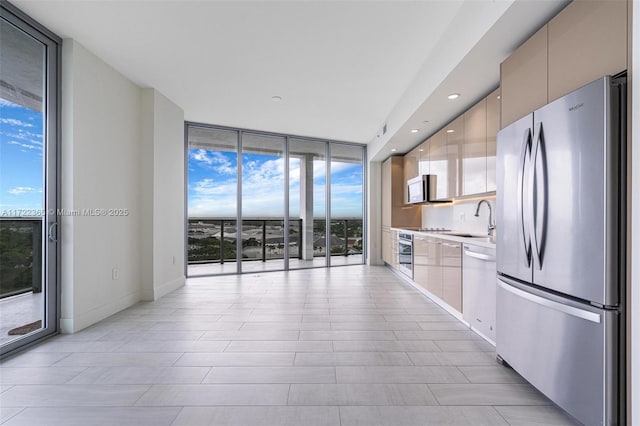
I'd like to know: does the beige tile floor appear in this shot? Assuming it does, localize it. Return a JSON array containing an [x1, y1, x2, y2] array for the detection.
[[0, 265, 579, 425]]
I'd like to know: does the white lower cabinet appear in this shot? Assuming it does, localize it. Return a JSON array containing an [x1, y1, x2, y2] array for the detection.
[[462, 243, 497, 343]]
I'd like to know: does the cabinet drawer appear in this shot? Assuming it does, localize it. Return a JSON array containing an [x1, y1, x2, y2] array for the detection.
[[441, 241, 461, 267], [442, 265, 461, 313]]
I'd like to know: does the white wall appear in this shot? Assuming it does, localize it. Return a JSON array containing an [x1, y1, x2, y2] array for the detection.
[[61, 40, 185, 333], [60, 40, 143, 332], [140, 89, 186, 300]]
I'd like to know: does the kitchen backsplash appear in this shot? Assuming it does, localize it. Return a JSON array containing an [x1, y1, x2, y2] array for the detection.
[[422, 196, 496, 235]]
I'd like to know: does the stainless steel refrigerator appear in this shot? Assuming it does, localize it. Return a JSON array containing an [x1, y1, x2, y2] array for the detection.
[[496, 75, 626, 426]]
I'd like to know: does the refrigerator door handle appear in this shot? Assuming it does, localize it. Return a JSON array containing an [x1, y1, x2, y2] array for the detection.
[[497, 279, 601, 323], [530, 122, 546, 270], [517, 128, 532, 267]]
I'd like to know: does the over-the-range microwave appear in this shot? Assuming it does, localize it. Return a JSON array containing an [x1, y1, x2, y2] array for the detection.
[[407, 175, 450, 204]]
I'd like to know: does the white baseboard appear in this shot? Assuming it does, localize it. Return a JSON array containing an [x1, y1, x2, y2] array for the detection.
[[140, 287, 155, 302], [387, 266, 465, 321], [469, 326, 496, 347], [59, 318, 74, 334], [385, 265, 495, 346], [154, 275, 185, 300], [62, 290, 141, 333]]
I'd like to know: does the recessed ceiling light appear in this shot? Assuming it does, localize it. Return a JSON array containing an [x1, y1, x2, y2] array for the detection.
[[447, 93, 460, 100], [418, 149, 424, 152], [446, 129, 455, 133], [391, 148, 397, 152], [497, 95, 501, 100], [410, 129, 419, 133], [272, 95, 283, 101]]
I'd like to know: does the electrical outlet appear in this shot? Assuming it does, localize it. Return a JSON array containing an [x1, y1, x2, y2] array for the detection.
[[459, 212, 465, 222], [112, 268, 119, 280]]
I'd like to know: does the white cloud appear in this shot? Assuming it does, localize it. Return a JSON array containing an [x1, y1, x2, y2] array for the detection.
[[8, 186, 40, 195], [0, 118, 33, 128], [7, 140, 41, 150], [1, 129, 43, 144], [189, 156, 362, 218], [189, 177, 238, 217], [192, 178, 236, 196], [0, 99, 19, 108], [190, 158, 286, 217], [330, 183, 363, 196], [190, 149, 235, 175]]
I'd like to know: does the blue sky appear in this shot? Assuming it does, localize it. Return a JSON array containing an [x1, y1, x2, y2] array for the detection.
[[0, 97, 363, 218], [0, 99, 44, 213], [188, 148, 363, 219]]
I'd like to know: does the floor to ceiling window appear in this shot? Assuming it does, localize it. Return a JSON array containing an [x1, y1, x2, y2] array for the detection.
[[0, 4, 60, 356], [241, 132, 286, 273], [288, 138, 327, 269], [186, 126, 239, 275], [329, 143, 364, 266], [186, 123, 365, 276]]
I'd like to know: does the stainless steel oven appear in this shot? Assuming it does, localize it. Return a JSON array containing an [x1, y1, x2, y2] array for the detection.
[[398, 232, 413, 279]]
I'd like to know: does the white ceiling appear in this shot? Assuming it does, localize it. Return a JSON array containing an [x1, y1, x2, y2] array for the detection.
[[12, 0, 568, 154]]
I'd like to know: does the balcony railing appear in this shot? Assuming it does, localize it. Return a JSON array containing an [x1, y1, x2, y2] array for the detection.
[[188, 218, 363, 264], [0, 218, 42, 299]]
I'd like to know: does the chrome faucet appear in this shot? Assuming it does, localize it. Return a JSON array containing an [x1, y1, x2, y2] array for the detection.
[[475, 200, 495, 236]]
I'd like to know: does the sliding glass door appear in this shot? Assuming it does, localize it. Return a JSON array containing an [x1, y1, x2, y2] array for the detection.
[[241, 133, 285, 272], [0, 5, 60, 356], [289, 138, 327, 269], [187, 126, 239, 276], [329, 143, 364, 266]]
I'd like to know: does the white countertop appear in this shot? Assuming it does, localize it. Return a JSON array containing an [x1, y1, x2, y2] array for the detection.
[[391, 227, 497, 249]]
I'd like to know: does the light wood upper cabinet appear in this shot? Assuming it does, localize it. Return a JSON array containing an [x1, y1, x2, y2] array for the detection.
[[428, 129, 449, 200], [403, 147, 420, 203], [381, 158, 392, 228], [406, 86, 499, 199], [547, 0, 627, 102], [418, 140, 429, 176], [500, 25, 548, 128], [381, 156, 421, 229], [486, 88, 500, 192], [462, 98, 487, 196], [446, 116, 464, 198], [501, 0, 628, 128]]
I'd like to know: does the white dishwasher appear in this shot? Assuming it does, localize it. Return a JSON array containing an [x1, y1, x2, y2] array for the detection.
[[462, 243, 497, 344]]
